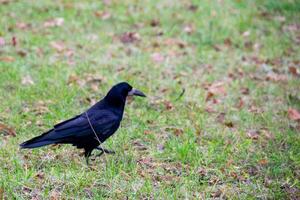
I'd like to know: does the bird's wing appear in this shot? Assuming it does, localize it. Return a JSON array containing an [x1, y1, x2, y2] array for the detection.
[[44, 110, 120, 140]]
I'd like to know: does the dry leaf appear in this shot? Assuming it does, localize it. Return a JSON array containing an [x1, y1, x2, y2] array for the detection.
[[0, 56, 15, 62], [44, 18, 64, 27], [289, 66, 299, 76], [183, 24, 194, 34], [288, 108, 300, 121], [12, 36, 17, 46], [163, 100, 173, 110], [21, 75, 34, 85], [0, 123, 16, 137], [119, 32, 140, 43], [16, 22, 31, 30], [50, 41, 65, 52], [50, 190, 61, 200], [206, 81, 226, 101], [151, 53, 164, 63], [259, 159, 268, 165], [0, 37, 5, 47], [94, 11, 111, 20], [247, 129, 259, 140], [266, 73, 288, 82], [150, 19, 160, 27]]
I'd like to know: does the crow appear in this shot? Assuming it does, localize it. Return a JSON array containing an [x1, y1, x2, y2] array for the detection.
[[20, 82, 146, 164]]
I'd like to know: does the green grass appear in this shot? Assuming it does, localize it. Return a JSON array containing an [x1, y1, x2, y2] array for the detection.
[[1, 0, 300, 199]]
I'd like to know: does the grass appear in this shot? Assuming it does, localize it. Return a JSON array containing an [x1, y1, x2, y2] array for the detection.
[[0, 0, 300, 199]]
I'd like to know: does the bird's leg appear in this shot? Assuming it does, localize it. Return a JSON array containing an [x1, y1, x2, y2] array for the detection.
[[84, 149, 92, 165], [95, 146, 115, 156]]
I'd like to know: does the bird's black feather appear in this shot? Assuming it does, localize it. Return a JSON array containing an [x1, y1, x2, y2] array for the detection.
[[20, 82, 146, 163]]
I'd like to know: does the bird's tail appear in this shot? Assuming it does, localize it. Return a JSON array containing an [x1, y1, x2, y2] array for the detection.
[[20, 129, 55, 149]]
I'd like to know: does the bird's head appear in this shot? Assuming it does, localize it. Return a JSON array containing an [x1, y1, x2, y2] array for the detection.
[[104, 82, 146, 107]]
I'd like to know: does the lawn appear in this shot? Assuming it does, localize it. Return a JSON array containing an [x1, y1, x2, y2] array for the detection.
[[0, 0, 299, 199]]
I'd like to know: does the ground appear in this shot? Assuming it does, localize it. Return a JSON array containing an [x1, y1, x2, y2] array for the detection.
[[0, 0, 300, 199]]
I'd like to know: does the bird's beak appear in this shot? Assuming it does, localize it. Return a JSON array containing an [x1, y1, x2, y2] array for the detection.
[[128, 88, 146, 97]]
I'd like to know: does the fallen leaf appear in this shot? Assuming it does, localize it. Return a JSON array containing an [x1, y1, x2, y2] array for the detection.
[[0, 37, 5, 47], [188, 4, 198, 12], [224, 121, 234, 128], [12, 36, 17, 46], [259, 159, 268, 165], [236, 97, 244, 109], [151, 53, 164, 63], [21, 75, 34, 85], [119, 32, 140, 44], [50, 41, 65, 52], [133, 140, 147, 151], [35, 172, 45, 180], [144, 130, 151, 135], [0, 123, 16, 137], [266, 73, 288, 82], [288, 108, 300, 121], [206, 81, 227, 101], [183, 24, 194, 34], [17, 50, 27, 57], [247, 129, 259, 140], [242, 31, 250, 37], [289, 66, 299, 76], [240, 87, 249, 95], [150, 19, 160, 27], [216, 113, 226, 123], [50, 190, 61, 200], [16, 22, 31, 30], [166, 127, 183, 137], [94, 11, 111, 20], [44, 18, 64, 27], [163, 100, 173, 110], [0, 56, 15, 62]]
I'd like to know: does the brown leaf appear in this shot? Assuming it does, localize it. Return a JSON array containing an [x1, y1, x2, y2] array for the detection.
[[0, 123, 16, 137], [35, 172, 45, 180], [16, 22, 31, 30], [133, 140, 147, 151], [166, 127, 183, 137], [17, 50, 27, 57], [144, 130, 151, 135], [21, 75, 34, 85], [50, 190, 61, 200], [0, 37, 5, 47], [288, 108, 300, 121], [224, 121, 234, 128], [50, 41, 65, 52], [216, 113, 226, 123], [289, 66, 299, 76], [240, 87, 249, 95], [236, 97, 244, 109], [150, 19, 160, 27], [44, 18, 64, 27], [266, 73, 288, 82], [12, 36, 17, 46], [211, 189, 222, 198], [247, 129, 259, 140], [0, 56, 15, 62], [163, 100, 173, 110], [183, 24, 194, 34], [151, 53, 164, 63], [188, 4, 198, 12], [206, 81, 227, 101], [94, 11, 111, 20], [259, 159, 268, 165], [119, 32, 140, 43]]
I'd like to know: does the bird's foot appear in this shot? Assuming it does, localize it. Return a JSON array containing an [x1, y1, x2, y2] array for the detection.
[[95, 147, 115, 157]]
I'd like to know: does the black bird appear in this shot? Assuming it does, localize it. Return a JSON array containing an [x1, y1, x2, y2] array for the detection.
[[20, 82, 146, 164]]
